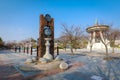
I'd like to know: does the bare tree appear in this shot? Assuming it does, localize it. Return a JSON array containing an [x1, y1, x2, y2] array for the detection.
[[99, 26, 120, 57], [99, 31, 109, 56], [88, 33, 93, 52], [108, 28, 120, 54], [61, 24, 83, 54], [4, 41, 17, 49], [80, 35, 89, 48], [20, 38, 37, 48], [58, 35, 68, 51]]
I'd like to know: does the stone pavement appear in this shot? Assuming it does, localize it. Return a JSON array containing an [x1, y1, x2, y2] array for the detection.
[[34, 53, 120, 80], [0, 50, 30, 80], [0, 61, 24, 80], [0, 49, 120, 80]]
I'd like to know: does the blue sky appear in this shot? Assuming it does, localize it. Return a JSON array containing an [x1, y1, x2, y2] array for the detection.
[[0, 0, 120, 42]]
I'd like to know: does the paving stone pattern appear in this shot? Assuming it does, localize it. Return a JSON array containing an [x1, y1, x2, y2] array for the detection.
[[0, 49, 120, 80]]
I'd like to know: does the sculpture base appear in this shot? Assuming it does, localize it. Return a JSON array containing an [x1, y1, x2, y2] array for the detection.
[[87, 42, 111, 50], [43, 53, 53, 61]]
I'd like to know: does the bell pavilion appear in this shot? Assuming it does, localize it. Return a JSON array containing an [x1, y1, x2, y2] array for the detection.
[[86, 20, 111, 50]]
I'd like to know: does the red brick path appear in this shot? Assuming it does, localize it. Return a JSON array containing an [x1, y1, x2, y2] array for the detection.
[[26, 62, 84, 80], [0, 61, 25, 80]]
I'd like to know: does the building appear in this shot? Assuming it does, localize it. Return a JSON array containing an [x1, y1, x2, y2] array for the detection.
[[86, 20, 111, 50]]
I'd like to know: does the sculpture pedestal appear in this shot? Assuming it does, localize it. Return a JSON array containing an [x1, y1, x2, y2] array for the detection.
[[43, 38, 53, 61]]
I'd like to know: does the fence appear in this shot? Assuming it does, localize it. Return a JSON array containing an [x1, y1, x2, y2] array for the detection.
[[13, 46, 59, 58]]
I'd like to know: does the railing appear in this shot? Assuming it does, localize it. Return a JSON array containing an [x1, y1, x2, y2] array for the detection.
[[13, 46, 38, 57]]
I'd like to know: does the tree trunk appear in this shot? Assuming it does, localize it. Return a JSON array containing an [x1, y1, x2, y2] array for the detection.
[[112, 47, 115, 54], [99, 31, 109, 57], [64, 47, 66, 51], [71, 47, 73, 54], [75, 48, 77, 52], [112, 41, 115, 54], [90, 45, 92, 52], [70, 43, 73, 54], [105, 44, 108, 57], [100, 40, 109, 57]]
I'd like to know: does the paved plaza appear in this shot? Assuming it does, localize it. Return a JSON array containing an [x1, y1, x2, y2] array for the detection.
[[0, 49, 120, 80]]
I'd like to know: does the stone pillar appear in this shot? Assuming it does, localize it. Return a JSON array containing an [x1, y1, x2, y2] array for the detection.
[[38, 14, 54, 59], [15, 46, 17, 53], [93, 31, 96, 43], [19, 46, 21, 53], [31, 47, 32, 55], [89, 33, 92, 43], [37, 45, 39, 59], [23, 47, 25, 53], [89, 32, 93, 46], [27, 47, 29, 54], [43, 38, 53, 61], [90, 33, 92, 41]]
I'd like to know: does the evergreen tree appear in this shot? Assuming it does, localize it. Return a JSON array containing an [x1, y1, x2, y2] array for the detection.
[[0, 37, 3, 47]]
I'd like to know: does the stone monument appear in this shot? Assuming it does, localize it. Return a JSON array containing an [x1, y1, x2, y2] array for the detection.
[[38, 14, 54, 59], [18, 14, 69, 72]]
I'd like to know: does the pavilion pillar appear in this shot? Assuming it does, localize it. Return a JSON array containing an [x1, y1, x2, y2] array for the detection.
[[93, 31, 96, 43], [100, 31, 105, 42]]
